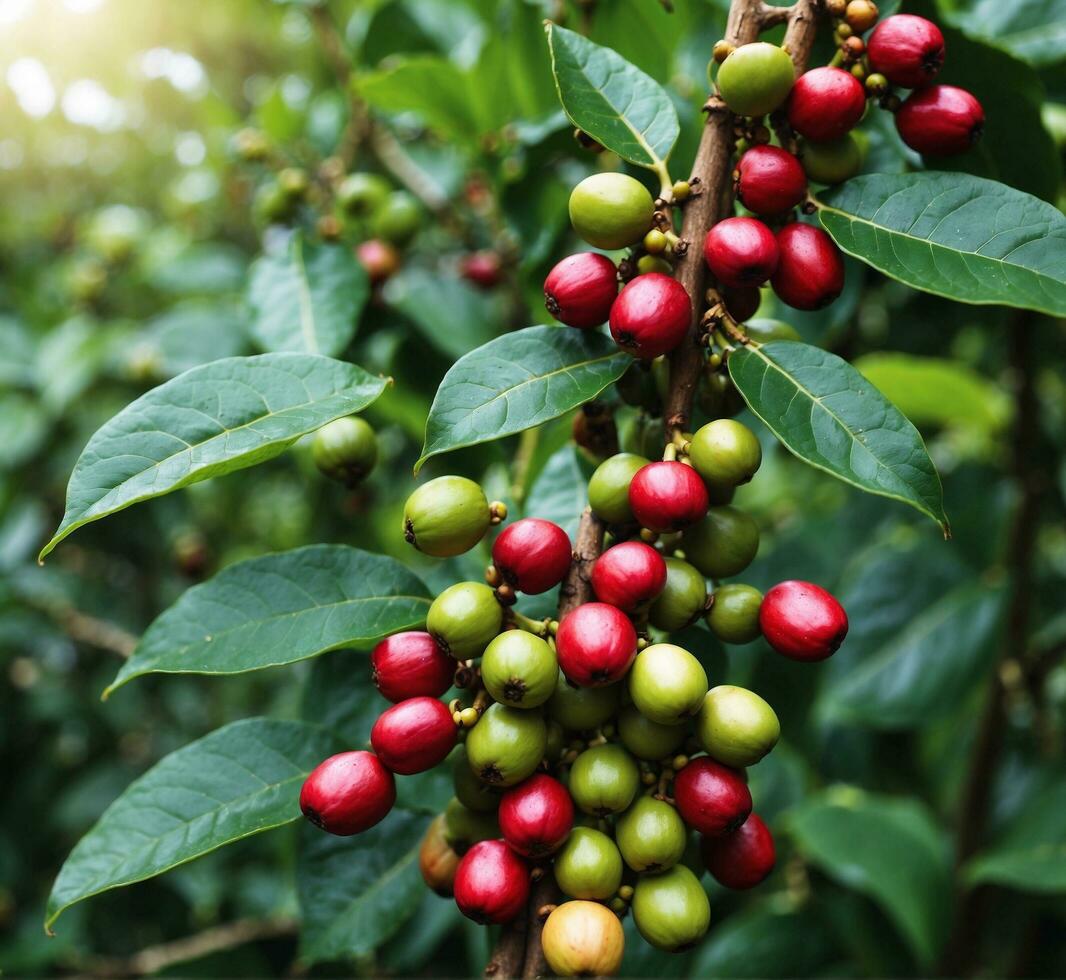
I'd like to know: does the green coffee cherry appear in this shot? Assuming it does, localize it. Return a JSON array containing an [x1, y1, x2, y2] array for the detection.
[[743, 318, 801, 342], [452, 748, 501, 812], [636, 254, 674, 276], [706, 584, 763, 644], [569, 744, 640, 816], [232, 127, 270, 162], [545, 719, 566, 763], [549, 671, 622, 731], [278, 167, 309, 199], [588, 453, 649, 525], [617, 704, 687, 761], [688, 419, 762, 489], [632, 865, 711, 951], [254, 181, 295, 224], [682, 507, 760, 579], [802, 132, 864, 186], [312, 416, 378, 486], [554, 827, 624, 900], [649, 558, 708, 633], [698, 370, 745, 420], [443, 796, 500, 854], [569, 173, 655, 250], [337, 172, 391, 216], [716, 42, 796, 117], [465, 703, 547, 786], [371, 190, 422, 245], [616, 795, 687, 873], [628, 644, 708, 725], [481, 631, 557, 709], [427, 582, 502, 658], [404, 476, 490, 557], [697, 684, 780, 767]]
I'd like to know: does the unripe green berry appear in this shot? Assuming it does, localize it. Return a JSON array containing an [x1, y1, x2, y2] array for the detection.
[[865, 72, 889, 96], [717, 43, 796, 118], [549, 671, 622, 731], [588, 453, 649, 525], [631, 865, 711, 951], [706, 583, 764, 644], [698, 370, 745, 420], [628, 643, 708, 725], [672, 179, 692, 201], [279, 167, 309, 198], [697, 684, 780, 767], [554, 827, 624, 900], [648, 558, 707, 633], [370, 190, 422, 244], [643, 229, 668, 254], [636, 254, 674, 276], [688, 419, 762, 489], [569, 173, 655, 250], [481, 630, 557, 709], [569, 744, 640, 816], [682, 506, 760, 579], [617, 704, 687, 760], [312, 416, 378, 486], [404, 476, 490, 557], [452, 747, 502, 812], [616, 795, 687, 873], [254, 181, 295, 224], [337, 172, 391, 216], [427, 582, 503, 658], [443, 796, 500, 854], [802, 132, 865, 185], [465, 703, 547, 786]]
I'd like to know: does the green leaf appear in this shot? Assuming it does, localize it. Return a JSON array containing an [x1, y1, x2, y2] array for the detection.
[[417, 326, 631, 471], [46, 718, 340, 931], [357, 57, 480, 141], [818, 173, 1066, 316], [145, 301, 249, 376], [247, 235, 368, 356], [525, 443, 593, 541], [546, 23, 678, 174], [40, 354, 388, 560], [728, 341, 948, 533], [105, 546, 431, 696], [384, 269, 498, 360], [786, 787, 952, 966], [947, 0, 1066, 68]]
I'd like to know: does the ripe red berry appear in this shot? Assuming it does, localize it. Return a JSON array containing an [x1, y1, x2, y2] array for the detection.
[[701, 813, 776, 889], [591, 541, 668, 613], [454, 839, 530, 924], [629, 461, 710, 533], [300, 751, 396, 836], [735, 146, 807, 217], [867, 14, 945, 89], [371, 631, 456, 703], [759, 579, 848, 661], [355, 239, 400, 285], [460, 251, 503, 289], [771, 223, 845, 311], [895, 85, 984, 156], [499, 774, 575, 857], [787, 67, 867, 143], [556, 602, 638, 686], [673, 757, 752, 837], [703, 217, 779, 289], [544, 252, 618, 328], [609, 273, 691, 359], [492, 518, 572, 595], [370, 697, 457, 774]]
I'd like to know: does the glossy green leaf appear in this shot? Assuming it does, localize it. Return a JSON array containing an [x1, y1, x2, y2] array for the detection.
[[417, 326, 631, 471], [525, 443, 593, 541], [384, 269, 498, 360], [787, 787, 952, 966], [247, 235, 368, 356], [818, 173, 1066, 315], [948, 0, 1066, 68], [728, 341, 948, 533], [46, 718, 340, 931], [357, 57, 479, 141], [106, 546, 431, 696], [40, 354, 388, 560], [146, 301, 249, 376], [546, 23, 678, 172]]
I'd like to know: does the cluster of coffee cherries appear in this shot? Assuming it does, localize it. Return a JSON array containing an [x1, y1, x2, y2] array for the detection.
[[299, 428, 847, 973]]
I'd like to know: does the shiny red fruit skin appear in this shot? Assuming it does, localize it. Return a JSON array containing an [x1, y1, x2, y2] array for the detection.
[[556, 602, 638, 686], [371, 631, 456, 703], [460, 251, 503, 289], [771, 224, 845, 311], [787, 67, 867, 143], [703, 217, 779, 289], [674, 757, 752, 837], [499, 774, 575, 857], [300, 751, 396, 836], [454, 839, 530, 924], [629, 461, 710, 533], [370, 697, 457, 774], [492, 518, 573, 594], [701, 813, 776, 889], [735, 146, 808, 216], [591, 540, 668, 613], [544, 252, 618, 328], [867, 14, 945, 89], [759, 579, 848, 661], [896, 85, 984, 156], [609, 273, 691, 359]]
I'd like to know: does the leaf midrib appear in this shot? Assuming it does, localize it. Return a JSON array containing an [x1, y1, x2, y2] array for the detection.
[[292, 237, 320, 354]]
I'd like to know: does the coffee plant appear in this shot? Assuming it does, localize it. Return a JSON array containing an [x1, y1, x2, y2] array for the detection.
[[6, 0, 1066, 976]]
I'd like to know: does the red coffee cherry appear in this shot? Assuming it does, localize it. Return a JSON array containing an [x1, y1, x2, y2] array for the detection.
[[867, 14, 945, 89], [544, 252, 618, 328], [674, 757, 752, 837], [556, 602, 638, 686], [629, 461, 710, 533], [371, 631, 456, 703], [703, 217, 779, 289], [370, 697, 457, 774], [771, 223, 845, 311], [454, 839, 530, 924], [460, 251, 503, 289], [492, 517, 572, 595], [759, 579, 848, 661], [609, 273, 691, 359], [355, 239, 400, 285], [300, 750, 396, 836], [895, 85, 984, 156], [591, 540, 668, 613], [735, 146, 808, 217], [701, 813, 776, 889], [498, 774, 575, 857], [787, 67, 867, 142]]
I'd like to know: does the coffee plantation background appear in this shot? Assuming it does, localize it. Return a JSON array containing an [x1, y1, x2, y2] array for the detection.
[[2, 0, 1066, 975]]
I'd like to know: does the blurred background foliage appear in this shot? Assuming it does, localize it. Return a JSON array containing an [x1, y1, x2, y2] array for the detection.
[[1, 0, 1065, 975]]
